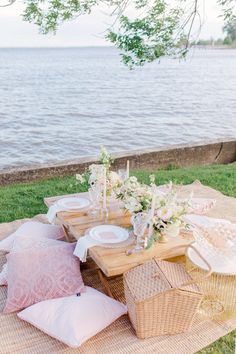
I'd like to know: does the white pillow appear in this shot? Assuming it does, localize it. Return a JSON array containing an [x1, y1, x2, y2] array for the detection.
[[0, 221, 64, 253], [18, 286, 127, 348]]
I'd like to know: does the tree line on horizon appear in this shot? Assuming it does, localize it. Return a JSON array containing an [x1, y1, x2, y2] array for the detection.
[[195, 18, 236, 47]]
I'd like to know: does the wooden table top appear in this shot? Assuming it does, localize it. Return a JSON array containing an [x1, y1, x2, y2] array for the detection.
[[44, 191, 193, 277], [44, 181, 236, 277]]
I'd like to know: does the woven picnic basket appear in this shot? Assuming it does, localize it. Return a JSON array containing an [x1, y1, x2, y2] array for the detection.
[[124, 244, 212, 339]]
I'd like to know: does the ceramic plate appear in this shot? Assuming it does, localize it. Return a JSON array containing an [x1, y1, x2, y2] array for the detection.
[[57, 197, 90, 210], [89, 225, 129, 244]]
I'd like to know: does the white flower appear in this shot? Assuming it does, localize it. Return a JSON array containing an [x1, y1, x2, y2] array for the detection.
[[129, 176, 138, 184], [156, 207, 173, 222], [109, 171, 122, 186], [125, 196, 142, 213], [76, 174, 85, 184], [89, 164, 104, 186], [149, 174, 156, 185]]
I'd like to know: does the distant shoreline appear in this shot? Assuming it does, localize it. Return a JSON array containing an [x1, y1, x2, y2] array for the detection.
[[0, 45, 235, 50], [193, 45, 236, 50]]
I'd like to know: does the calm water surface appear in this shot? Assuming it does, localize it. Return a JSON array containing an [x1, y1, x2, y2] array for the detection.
[[0, 47, 236, 170]]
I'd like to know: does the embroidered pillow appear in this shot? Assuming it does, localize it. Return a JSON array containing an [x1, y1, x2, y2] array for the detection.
[[4, 242, 84, 313], [18, 286, 127, 348], [0, 221, 64, 253]]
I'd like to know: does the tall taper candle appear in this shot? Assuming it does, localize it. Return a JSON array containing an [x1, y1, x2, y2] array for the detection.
[[103, 166, 107, 210], [126, 160, 130, 179], [148, 192, 156, 238]]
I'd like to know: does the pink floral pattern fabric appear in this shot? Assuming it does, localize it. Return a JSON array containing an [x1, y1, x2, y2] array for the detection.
[[4, 242, 84, 313], [0, 223, 65, 286]]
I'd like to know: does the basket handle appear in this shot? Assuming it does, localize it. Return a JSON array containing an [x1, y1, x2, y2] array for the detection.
[[172, 243, 212, 288]]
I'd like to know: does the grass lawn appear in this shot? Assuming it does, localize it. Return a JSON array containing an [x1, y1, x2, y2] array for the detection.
[[0, 163, 235, 353]]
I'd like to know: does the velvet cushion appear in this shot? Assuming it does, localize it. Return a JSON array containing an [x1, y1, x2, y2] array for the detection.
[[4, 241, 84, 313], [18, 286, 127, 348]]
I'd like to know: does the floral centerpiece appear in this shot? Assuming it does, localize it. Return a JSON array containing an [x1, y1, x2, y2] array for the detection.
[[115, 176, 189, 248], [115, 176, 152, 214], [149, 183, 189, 246], [75, 147, 122, 196]]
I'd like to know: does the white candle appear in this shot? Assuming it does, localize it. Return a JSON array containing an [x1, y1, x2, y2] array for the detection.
[[126, 160, 130, 179], [103, 166, 107, 209], [148, 192, 156, 238]]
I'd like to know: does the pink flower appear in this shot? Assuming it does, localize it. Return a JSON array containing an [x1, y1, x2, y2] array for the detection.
[[156, 207, 173, 222]]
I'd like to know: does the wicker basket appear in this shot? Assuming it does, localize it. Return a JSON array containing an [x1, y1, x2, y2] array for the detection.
[[124, 244, 212, 338]]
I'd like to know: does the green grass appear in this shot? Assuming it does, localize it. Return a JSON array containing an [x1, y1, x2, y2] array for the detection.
[[0, 163, 235, 224], [0, 163, 235, 353]]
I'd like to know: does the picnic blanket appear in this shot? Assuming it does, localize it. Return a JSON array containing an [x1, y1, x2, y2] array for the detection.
[[0, 181, 235, 354]]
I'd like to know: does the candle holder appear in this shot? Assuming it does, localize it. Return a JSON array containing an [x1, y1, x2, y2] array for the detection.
[[88, 186, 101, 218], [100, 206, 109, 223]]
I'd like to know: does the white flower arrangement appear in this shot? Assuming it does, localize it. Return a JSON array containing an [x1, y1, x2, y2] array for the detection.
[[152, 191, 188, 232], [75, 147, 122, 196], [115, 176, 152, 214], [116, 178, 189, 247]]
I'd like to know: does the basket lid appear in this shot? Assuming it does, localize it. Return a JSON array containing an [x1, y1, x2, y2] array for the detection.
[[124, 259, 201, 302], [124, 259, 172, 302], [154, 258, 201, 294]]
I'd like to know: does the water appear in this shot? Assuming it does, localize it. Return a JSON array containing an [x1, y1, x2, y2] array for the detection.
[[0, 47, 235, 170]]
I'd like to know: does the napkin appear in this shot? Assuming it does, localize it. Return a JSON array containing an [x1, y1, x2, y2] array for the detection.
[[73, 234, 102, 262], [46, 203, 68, 224]]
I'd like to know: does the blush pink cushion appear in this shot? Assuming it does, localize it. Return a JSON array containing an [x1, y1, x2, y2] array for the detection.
[[4, 241, 84, 313], [0, 221, 64, 253], [0, 264, 7, 286], [0, 236, 66, 286], [18, 286, 127, 348], [0, 222, 65, 286]]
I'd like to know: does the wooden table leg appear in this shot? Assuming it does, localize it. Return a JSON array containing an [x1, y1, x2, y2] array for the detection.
[[62, 224, 72, 242], [97, 270, 114, 298]]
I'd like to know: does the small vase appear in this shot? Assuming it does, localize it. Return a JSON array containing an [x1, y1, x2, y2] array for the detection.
[[163, 223, 180, 239], [159, 233, 168, 243]]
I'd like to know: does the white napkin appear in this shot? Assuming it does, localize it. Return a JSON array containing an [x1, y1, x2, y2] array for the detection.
[[73, 234, 102, 262], [47, 203, 68, 224]]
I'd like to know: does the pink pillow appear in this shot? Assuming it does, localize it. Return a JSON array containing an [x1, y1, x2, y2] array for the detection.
[[4, 242, 84, 313], [18, 286, 127, 348], [0, 222, 65, 286], [0, 236, 66, 286], [0, 264, 7, 286], [0, 221, 64, 253]]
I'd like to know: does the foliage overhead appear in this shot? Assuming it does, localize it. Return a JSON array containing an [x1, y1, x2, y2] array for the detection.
[[1, 0, 236, 66], [223, 17, 236, 41]]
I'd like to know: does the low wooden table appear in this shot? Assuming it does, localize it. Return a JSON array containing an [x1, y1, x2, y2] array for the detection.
[[44, 192, 193, 296]]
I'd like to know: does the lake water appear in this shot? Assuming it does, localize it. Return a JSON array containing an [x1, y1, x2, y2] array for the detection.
[[0, 47, 236, 170]]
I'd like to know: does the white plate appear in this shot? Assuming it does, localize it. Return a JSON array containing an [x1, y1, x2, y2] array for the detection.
[[186, 242, 236, 275], [89, 225, 129, 244], [57, 197, 90, 210]]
